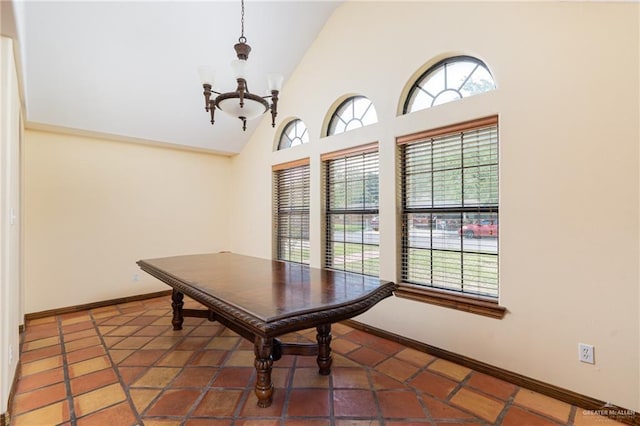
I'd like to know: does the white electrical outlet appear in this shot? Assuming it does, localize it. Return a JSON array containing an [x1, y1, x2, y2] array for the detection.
[[9, 344, 13, 365], [579, 343, 594, 364], [133, 273, 140, 282]]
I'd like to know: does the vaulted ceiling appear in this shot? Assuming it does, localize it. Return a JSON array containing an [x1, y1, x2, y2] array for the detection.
[[8, 1, 342, 154]]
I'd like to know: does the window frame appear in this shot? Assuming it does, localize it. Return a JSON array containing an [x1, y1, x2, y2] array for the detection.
[[403, 55, 496, 114], [277, 119, 309, 150], [273, 159, 311, 264], [396, 116, 506, 319], [323, 143, 380, 276], [327, 96, 378, 136]]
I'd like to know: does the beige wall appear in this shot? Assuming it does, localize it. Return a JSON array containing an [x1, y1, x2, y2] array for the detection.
[[230, 2, 640, 410], [23, 130, 232, 313], [1, 35, 22, 417]]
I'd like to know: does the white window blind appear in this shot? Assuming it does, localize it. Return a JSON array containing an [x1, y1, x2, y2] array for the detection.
[[274, 162, 310, 264], [324, 147, 379, 276], [400, 118, 498, 298]]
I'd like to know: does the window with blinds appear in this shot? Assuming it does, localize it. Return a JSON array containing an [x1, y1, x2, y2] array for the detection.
[[400, 117, 498, 298], [274, 161, 310, 264], [324, 146, 379, 276]]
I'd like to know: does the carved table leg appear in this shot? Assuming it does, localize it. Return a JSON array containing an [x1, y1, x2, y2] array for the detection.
[[316, 323, 332, 375], [171, 289, 184, 330], [254, 336, 274, 408]]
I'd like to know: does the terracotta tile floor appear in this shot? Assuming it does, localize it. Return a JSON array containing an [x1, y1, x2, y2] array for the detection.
[[10, 296, 625, 425]]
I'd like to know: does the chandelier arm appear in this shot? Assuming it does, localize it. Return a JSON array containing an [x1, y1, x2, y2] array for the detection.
[[203, 84, 212, 112], [270, 90, 279, 128], [236, 78, 246, 108]]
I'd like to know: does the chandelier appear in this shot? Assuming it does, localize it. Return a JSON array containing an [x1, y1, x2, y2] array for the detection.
[[198, 0, 283, 131]]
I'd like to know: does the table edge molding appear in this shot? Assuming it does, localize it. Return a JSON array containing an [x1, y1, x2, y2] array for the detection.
[[137, 260, 397, 337]]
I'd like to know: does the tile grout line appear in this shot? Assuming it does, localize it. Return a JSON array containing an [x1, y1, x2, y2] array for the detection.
[[120, 305, 187, 421], [373, 334, 440, 425], [183, 322, 237, 423], [443, 370, 499, 425], [357, 335, 432, 425], [366, 365, 389, 426], [411, 379, 439, 425], [89, 304, 146, 425], [379, 346, 483, 425], [568, 405, 578, 425], [328, 328, 336, 426], [280, 350, 298, 422], [120, 304, 171, 421], [7, 324, 56, 420], [237, 360, 260, 421], [503, 401, 573, 426], [499, 381, 576, 426], [57, 315, 78, 424], [491, 389, 517, 425], [414, 358, 500, 424]]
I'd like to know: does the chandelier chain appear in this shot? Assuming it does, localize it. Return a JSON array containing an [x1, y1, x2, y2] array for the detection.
[[239, 0, 246, 43]]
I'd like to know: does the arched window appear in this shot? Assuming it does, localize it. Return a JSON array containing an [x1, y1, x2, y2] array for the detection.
[[327, 96, 378, 136], [404, 56, 495, 114], [278, 119, 309, 150]]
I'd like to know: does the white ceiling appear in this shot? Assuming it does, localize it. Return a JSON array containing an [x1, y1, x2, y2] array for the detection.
[[15, 1, 342, 154]]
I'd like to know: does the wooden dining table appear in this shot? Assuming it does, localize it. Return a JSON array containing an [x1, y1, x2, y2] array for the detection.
[[137, 252, 397, 407]]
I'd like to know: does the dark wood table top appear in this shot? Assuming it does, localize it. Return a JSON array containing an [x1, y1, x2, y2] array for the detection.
[[137, 252, 396, 336]]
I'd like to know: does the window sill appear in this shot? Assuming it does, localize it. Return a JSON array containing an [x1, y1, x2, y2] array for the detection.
[[395, 283, 507, 319]]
